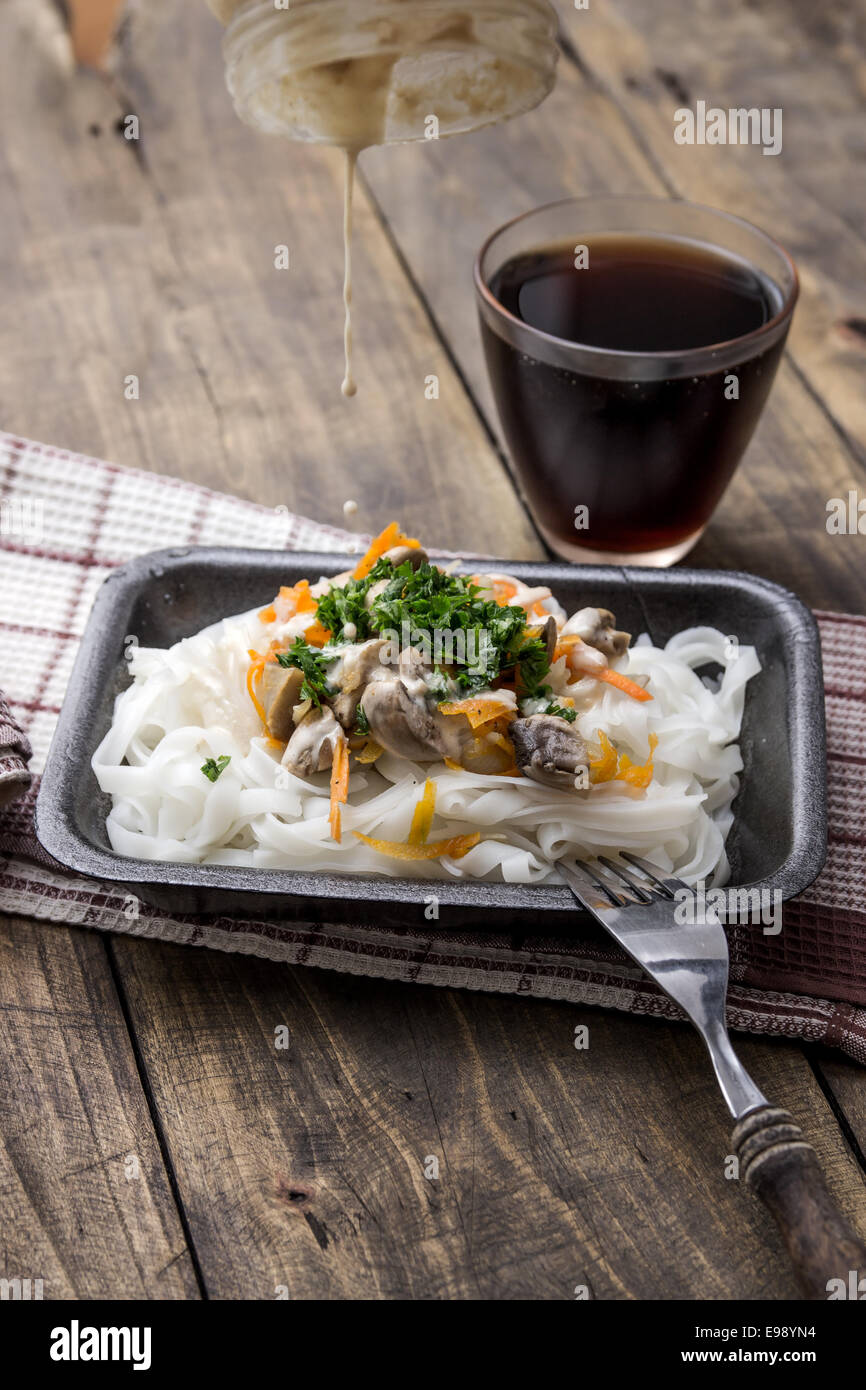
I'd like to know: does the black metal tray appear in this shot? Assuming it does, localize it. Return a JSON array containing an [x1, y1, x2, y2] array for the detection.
[[35, 548, 827, 930]]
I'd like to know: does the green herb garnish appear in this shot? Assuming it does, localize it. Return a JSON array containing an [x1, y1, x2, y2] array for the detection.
[[201, 755, 231, 782], [353, 706, 370, 737], [276, 638, 336, 708], [314, 556, 395, 643], [544, 702, 577, 724], [509, 633, 551, 701], [312, 559, 555, 699]]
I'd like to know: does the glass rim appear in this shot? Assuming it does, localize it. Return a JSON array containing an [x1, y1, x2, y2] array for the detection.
[[474, 194, 800, 379]]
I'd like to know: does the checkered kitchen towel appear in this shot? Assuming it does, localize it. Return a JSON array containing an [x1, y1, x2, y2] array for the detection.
[[1, 432, 865, 1062]]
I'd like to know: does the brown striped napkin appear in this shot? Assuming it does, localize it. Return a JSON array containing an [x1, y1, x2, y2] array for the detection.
[[1, 431, 864, 1063]]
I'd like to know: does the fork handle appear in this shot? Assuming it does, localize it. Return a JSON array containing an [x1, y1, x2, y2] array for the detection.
[[733, 1106, 866, 1299]]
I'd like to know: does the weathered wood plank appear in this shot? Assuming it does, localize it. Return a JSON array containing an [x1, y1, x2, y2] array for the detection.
[[109, 935, 866, 1299], [0, 918, 199, 1299]]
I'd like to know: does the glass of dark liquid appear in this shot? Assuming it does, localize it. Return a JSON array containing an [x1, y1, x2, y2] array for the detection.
[[475, 197, 798, 565]]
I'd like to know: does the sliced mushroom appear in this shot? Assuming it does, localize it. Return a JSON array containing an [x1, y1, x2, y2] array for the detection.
[[562, 607, 630, 660], [360, 679, 470, 763], [260, 663, 305, 742], [382, 544, 428, 570], [510, 714, 589, 790], [282, 706, 341, 778], [329, 638, 389, 730]]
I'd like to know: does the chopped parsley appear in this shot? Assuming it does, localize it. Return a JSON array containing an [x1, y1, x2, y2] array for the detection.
[[312, 559, 556, 699], [314, 556, 395, 643], [201, 755, 231, 782], [276, 638, 336, 708], [353, 706, 370, 737], [509, 633, 550, 700], [544, 702, 577, 724]]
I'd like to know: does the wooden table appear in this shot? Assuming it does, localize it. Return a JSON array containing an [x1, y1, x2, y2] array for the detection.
[[1, 0, 865, 1300]]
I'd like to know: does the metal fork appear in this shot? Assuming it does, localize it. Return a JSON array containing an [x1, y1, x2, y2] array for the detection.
[[560, 852, 866, 1300]]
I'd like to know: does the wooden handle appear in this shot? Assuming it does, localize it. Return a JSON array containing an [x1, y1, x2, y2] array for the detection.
[[733, 1106, 866, 1300]]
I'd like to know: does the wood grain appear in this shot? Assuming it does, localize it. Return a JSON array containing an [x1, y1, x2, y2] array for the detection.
[[108, 937, 866, 1299], [0, 0, 864, 1304], [0, 917, 198, 1299]]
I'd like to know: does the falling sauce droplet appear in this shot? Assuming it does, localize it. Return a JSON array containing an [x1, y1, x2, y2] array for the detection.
[[341, 147, 358, 398]]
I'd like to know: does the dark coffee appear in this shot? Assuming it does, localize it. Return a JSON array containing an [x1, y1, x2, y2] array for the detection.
[[482, 234, 786, 557]]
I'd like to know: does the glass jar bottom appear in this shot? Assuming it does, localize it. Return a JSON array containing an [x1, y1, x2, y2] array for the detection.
[[537, 521, 706, 569]]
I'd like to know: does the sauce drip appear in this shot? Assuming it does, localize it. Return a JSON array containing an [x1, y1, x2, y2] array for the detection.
[[341, 148, 358, 398]]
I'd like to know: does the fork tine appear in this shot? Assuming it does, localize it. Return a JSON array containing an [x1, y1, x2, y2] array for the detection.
[[619, 851, 683, 899], [596, 855, 656, 902], [560, 857, 623, 909]]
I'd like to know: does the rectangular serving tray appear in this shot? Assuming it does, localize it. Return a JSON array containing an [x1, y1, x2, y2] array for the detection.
[[35, 549, 827, 931]]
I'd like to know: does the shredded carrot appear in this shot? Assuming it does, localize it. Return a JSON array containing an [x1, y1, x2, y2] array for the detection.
[[353, 830, 480, 861], [408, 779, 436, 845], [589, 729, 618, 784], [303, 620, 332, 648], [329, 734, 350, 842], [246, 642, 281, 728], [352, 521, 420, 581], [444, 757, 463, 772], [355, 739, 384, 765], [258, 604, 277, 624], [596, 668, 653, 702], [616, 733, 659, 789], [589, 729, 658, 788], [279, 579, 317, 614], [439, 698, 515, 730]]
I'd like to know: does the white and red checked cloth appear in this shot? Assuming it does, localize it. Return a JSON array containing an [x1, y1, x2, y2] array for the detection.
[[1, 431, 865, 1062]]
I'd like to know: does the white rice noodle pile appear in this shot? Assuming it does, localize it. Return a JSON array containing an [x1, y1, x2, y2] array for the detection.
[[92, 591, 759, 887]]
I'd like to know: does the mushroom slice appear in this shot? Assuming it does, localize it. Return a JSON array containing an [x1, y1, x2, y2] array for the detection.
[[562, 607, 630, 659], [361, 679, 470, 763], [382, 544, 429, 570], [510, 714, 589, 790], [282, 706, 341, 778], [329, 638, 389, 730], [260, 663, 305, 742]]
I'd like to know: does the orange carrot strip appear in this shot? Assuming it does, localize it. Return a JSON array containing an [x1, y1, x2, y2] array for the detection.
[[352, 521, 420, 581], [329, 735, 350, 842], [439, 698, 515, 730], [304, 621, 332, 648], [589, 729, 618, 784], [246, 642, 280, 727], [353, 831, 480, 861], [408, 779, 436, 845], [258, 604, 277, 624], [616, 733, 659, 789], [246, 663, 268, 726], [596, 668, 653, 702], [355, 739, 384, 765]]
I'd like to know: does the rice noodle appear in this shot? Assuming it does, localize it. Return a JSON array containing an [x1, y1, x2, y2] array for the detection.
[[92, 585, 760, 886]]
